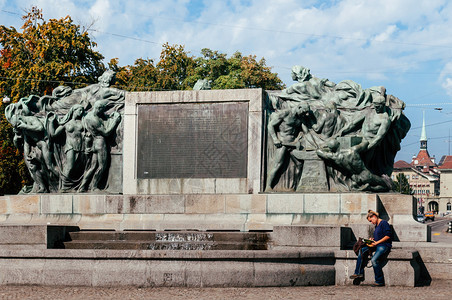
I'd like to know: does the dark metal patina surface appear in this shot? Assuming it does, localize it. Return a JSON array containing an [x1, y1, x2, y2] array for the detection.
[[137, 102, 248, 178]]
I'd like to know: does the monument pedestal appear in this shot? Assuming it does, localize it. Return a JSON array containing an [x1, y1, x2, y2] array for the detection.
[[0, 192, 430, 242], [291, 150, 329, 192]]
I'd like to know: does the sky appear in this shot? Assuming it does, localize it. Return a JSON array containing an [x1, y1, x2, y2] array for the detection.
[[2, 0, 452, 163]]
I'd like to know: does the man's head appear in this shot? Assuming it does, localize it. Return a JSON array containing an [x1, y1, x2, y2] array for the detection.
[[98, 70, 115, 87], [367, 209, 379, 224], [93, 100, 109, 114], [293, 102, 310, 117], [373, 95, 386, 113]]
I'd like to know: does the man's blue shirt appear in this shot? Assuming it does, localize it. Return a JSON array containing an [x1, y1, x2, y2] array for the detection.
[[373, 219, 392, 248]]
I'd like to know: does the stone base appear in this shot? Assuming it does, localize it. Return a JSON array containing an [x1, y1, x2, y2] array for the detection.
[[0, 225, 78, 250], [335, 250, 421, 287], [272, 225, 352, 248], [0, 249, 335, 287], [0, 193, 429, 241]]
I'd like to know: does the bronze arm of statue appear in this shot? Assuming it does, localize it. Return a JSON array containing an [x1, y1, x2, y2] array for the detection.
[[268, 110, 290, 148]]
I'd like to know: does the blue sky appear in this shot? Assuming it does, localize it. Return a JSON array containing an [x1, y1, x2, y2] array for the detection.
[[2, 0, 452, 163]]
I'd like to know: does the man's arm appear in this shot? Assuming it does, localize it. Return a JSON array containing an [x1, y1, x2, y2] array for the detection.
[[17, 117, 44, 133], [99, 112, 121, 137], [268, 111, 288, 147], [46, 114, 64, 137], [316, 149, 334, 161], [371, 235, 390, 247], [352, 140, 370, 154], [337, 113, 365, 137]]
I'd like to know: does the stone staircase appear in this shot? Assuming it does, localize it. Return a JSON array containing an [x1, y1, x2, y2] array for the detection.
[[63, 230, 270, 250]]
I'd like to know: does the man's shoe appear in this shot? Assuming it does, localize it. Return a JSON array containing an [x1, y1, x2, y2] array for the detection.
[[371, 282, 385, 287], [349, 274, 364, 279]]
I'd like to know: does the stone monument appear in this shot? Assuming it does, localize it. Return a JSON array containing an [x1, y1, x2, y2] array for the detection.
[[1, 66, 445, 289], [4, 70, 124, 194], [265, 66, 410, 193], [1, 65, 414, 232]]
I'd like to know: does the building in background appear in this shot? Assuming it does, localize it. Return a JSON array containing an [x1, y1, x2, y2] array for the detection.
[[392, 112, 442, 214], [437, 156, 452, 214]]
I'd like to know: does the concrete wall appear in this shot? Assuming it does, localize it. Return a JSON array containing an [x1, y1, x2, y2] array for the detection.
[[0, 249, 335, 287], [123, 89, 264, 195], [335, 249, 422, 287], [0, 193, 379, 231]]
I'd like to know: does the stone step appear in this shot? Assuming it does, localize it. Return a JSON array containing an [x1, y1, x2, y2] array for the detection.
[[68, 231, 269, 243], [63, 240, 268, 250]]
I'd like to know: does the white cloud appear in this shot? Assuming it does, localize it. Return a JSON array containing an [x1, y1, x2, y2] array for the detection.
[[374, 25, 398, 42], [442, 78, 452, 96], [3, 0, 452, 88], [440, 62, 452, 97], [88, 0, 112, 31]]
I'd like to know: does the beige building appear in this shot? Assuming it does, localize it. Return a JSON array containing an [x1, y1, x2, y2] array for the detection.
[[436, 155, 452, 214], [392, 160, 439, 213], [391, 113, 445, 214]]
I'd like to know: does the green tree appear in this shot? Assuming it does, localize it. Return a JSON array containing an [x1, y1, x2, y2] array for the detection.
[[0, 7, 105, 195], [188, 48, 285, 90], [393, 173, 413, 195], [156, 43, 196, 90], [115, 45, 285, 91]]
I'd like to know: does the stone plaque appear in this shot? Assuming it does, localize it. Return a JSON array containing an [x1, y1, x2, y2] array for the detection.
[[137, 102, 248, 178]]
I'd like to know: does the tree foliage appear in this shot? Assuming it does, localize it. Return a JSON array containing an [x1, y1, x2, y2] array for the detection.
[[393, 173, 413, 195], [112, 44, 285, 91], [0, 7, 105, 195]]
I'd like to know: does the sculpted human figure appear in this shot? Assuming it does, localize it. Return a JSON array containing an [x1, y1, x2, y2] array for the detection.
[[316, 139, 391, 192], [79, 100, 121, 192], [312, 101, 344, 139], [336, 95, 391, 152], [266, 102, 312, 190], [269, 65, 335, 109], [78, 70, 125, 110], [9, 114, 54, 192], [48, 104, 85, 191]]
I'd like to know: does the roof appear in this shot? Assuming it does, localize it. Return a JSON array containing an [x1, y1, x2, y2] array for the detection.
[[411, 149, 437, 168], [438, 155, 452, 170], [394, 160, 413, 169]]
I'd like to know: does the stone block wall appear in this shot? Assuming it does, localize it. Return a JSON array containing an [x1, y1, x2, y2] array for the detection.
[[123, 89, 264, 195]]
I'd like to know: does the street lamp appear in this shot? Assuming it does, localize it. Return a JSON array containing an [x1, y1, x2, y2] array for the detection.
[[2, 95, 10, 104]]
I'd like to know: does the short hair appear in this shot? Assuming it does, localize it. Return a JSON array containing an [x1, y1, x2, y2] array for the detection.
[[367, 209, 379, 219]]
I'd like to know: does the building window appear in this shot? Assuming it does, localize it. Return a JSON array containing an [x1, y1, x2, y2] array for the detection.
[[412, 175, 415, 179], [406, 175, 409, 179]]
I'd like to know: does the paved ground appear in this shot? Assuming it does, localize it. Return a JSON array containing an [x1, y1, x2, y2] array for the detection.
[[429, 216, 452, 244], [0, 280, 450, 300]]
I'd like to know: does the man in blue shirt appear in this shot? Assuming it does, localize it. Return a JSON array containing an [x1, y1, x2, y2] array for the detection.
[[350, 210, 392, 286]]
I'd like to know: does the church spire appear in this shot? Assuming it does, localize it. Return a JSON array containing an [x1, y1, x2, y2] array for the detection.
[[420, 111, 427, 150]]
